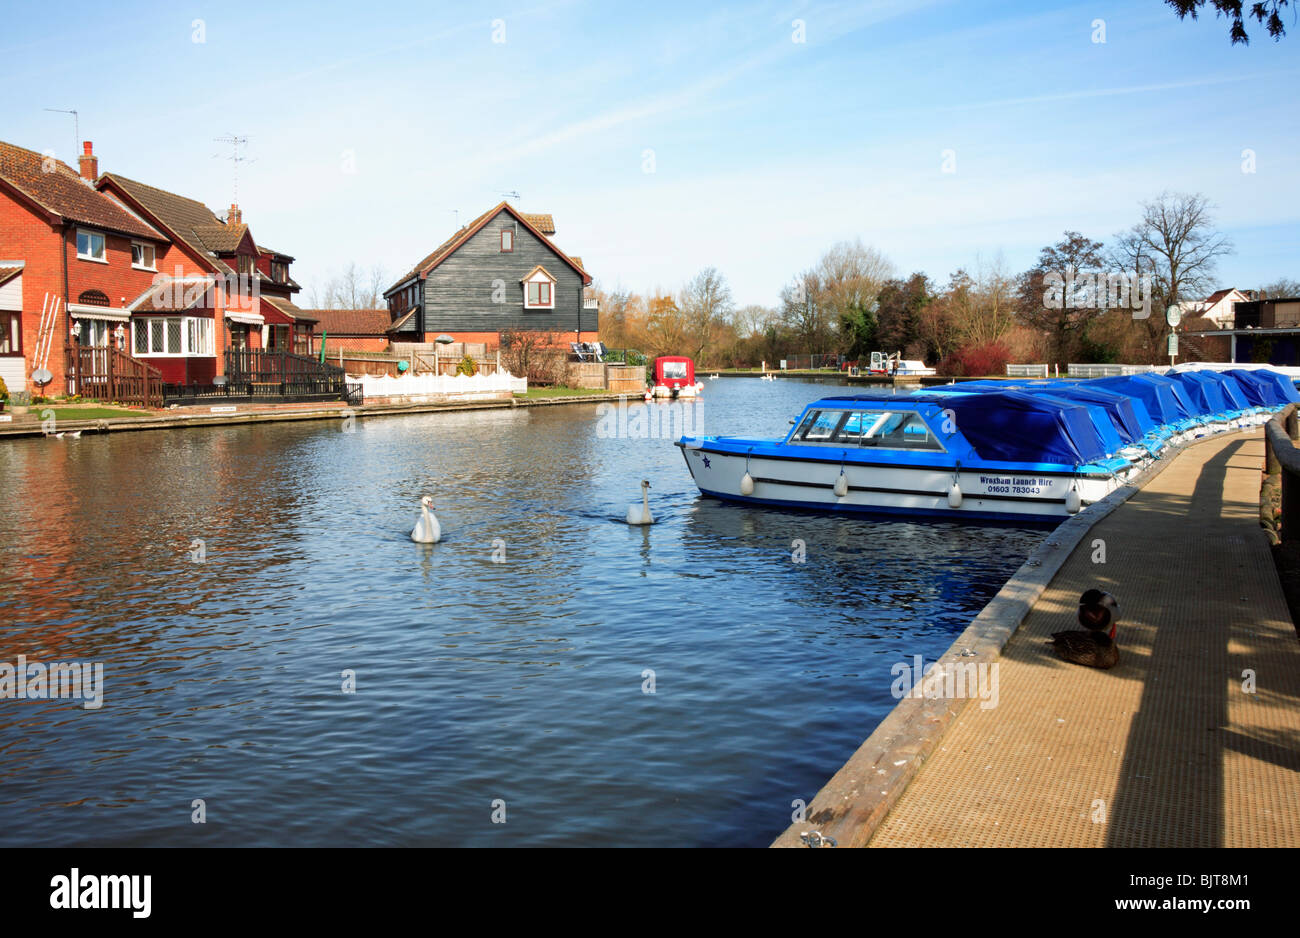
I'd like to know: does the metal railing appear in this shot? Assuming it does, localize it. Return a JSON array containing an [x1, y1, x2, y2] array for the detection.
[[165, 349, 351, 406]]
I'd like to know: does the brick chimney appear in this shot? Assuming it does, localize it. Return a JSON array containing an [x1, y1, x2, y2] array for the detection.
[[227, 203, 242, 225], [78, 141, 98, 181]]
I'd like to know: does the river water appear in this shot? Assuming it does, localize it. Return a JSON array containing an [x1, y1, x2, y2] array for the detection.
[[0, 377, 1045, 846]]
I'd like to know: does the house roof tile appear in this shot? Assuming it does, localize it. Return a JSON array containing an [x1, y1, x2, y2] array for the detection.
[[303, 308, 391, 335], [262, 296, 318, 323], [0, 141, 163, 240], [192, 223, 249, 253], [101, 173, 239, 276], [521, 213, 554, 234]]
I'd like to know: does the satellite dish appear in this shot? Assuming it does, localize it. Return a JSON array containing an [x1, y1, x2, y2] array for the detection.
[[31, 368, 52, 386], [1165, 306, 1183, 328]]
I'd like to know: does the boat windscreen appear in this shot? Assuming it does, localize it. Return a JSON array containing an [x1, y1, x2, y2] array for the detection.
[[790, 408, 945, 451]]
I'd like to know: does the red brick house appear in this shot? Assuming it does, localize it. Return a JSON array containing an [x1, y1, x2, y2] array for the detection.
[[0, 140, 170, 395], [98, 172, 314, 381]]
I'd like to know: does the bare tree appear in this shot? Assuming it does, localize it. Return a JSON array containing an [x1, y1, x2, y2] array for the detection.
[[1259, 278, 1300, 299], [310, 262, 389, 309], [813, 239, 894, 322], [1111, 191, 1233, 361], [732, 304, 780, 339], [943, 255, 1020, 348], [779, 271, 834, 354], [678, 267, 735, 362]]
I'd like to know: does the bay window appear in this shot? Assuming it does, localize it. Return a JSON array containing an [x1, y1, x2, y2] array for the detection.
[[0, 312, 20, 355], [133, 316, 215, 356]]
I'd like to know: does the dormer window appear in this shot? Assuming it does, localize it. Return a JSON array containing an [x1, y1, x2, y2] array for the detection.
[[271, 260, 287, 282], [527, 281, 551, 306], [500, 229, 514, 253], [237, 255, 253, 276], [521, 266, 557, 310]]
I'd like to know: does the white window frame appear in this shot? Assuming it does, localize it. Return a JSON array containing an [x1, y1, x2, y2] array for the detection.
[[524, 277, 555, 309], [131, 241, 157, 271], [131, 316, 215, 357], [76, 228, 107, 263]]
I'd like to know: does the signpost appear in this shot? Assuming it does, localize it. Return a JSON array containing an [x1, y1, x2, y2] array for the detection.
[[1166, 306, 1182, 366]]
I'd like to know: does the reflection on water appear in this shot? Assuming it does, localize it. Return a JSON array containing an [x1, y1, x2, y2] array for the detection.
[[0, 379, 1045, 846]]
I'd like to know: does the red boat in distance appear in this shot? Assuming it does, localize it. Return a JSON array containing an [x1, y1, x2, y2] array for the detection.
[[651, 356, 700, 398]]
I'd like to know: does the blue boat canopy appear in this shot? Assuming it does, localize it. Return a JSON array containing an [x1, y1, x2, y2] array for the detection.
[[911, 391, 1109, 466]]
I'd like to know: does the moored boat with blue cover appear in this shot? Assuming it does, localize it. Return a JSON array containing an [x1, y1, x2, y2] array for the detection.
[[677, 369, 1296, 522]]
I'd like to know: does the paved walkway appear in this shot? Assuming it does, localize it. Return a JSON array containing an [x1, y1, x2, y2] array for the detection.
[[869, 431, 1300, 847]]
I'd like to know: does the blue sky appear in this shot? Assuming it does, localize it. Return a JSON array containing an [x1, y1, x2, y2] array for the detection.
[[3, 0, 1298, 306]]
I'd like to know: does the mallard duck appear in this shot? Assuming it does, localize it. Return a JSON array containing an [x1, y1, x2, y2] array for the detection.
[[1048, 589, 1120, 669], [1048, 629, 1119, 669], [1077, 589, 1119, 636]]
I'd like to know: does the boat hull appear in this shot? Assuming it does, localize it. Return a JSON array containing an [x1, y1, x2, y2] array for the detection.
[[677, 443, 1120, 521]]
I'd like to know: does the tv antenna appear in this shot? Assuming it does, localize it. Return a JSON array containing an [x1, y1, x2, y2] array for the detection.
[[450, 209, 460, 228], [43, 108, 79, 162], [213, 134, 254, 208], [501, 190, 521, 201]]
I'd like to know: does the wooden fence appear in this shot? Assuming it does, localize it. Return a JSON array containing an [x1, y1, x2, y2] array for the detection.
[[65, 345, 164, 408], [1263, 404, 1300, 543]]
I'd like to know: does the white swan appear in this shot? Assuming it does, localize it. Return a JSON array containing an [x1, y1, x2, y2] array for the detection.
[[626, 480, 654, 525], [411, 495, 441, 543]]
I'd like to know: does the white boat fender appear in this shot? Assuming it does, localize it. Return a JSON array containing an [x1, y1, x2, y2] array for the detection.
[[1065, 486, 1082, 514], [741, 449, 756, 495], [947, 481, 962, 508], [833, 472, 849, 498]]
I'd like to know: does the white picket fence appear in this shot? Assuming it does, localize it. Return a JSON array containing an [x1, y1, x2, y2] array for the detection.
[[1005, 364, 1050, 378], [1067, 363, 1162, 378], [347, 371, 527, 402]]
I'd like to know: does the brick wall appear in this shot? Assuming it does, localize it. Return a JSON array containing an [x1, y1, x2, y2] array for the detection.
[[0, 190, 179, 394]]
